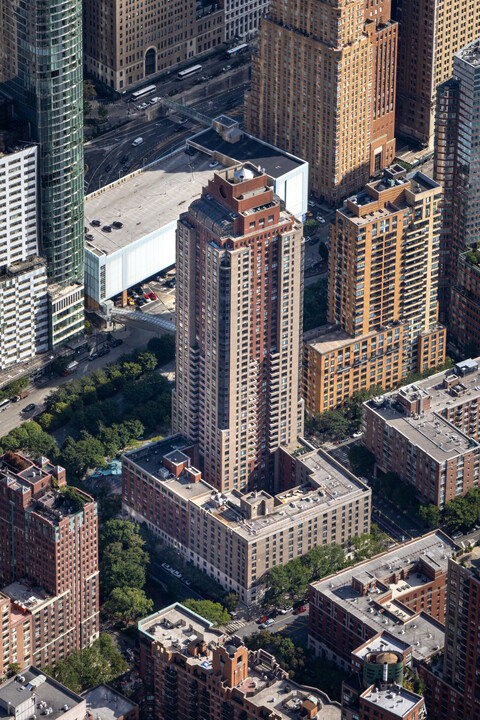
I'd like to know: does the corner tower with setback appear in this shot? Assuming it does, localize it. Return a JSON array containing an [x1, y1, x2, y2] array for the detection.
[[172, 165, 304, 493]]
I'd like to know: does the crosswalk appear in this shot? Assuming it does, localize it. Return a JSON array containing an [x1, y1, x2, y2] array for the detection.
[[223, 619, 247, 634], [112, 308, 175, 332]]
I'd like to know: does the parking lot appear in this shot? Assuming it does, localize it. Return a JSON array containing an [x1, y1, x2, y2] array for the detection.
[[114, 271, 176, 319]]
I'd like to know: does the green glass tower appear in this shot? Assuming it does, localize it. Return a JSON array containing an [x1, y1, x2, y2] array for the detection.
[[0, 0, 85, 347]]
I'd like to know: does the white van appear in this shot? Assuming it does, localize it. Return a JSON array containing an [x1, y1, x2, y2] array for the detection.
[[131, 137, 144, 147]]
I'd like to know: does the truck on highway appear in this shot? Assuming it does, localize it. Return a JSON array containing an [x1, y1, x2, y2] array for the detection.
[[131, 137, 144, 147], [62, 361, 79, 376], [12, 390, 29, 402]]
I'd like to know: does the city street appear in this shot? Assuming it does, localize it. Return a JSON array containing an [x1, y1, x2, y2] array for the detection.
[[235, 611, 309, 644], [0, 325, 159, 437], [84, 83, 247, 192]]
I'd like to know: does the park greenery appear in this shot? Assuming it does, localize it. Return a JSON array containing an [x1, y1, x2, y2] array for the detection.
[[245, 631, 343, 701], [306, 387, 383, 440], [262, 528, 388, 608], [99, 520, 153, 624], [0, 376, 28, 401], [303, 277, 328, 332], [44, 634, 128, 694], [0, 336, 175, 482], [182, 599, 231, 627]]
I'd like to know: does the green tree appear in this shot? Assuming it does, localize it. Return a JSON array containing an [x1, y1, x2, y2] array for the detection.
[[303, 218, 319, 237], [104, 586, 153, 624], [315, 409, 349, 440], [7, 662, 20, 678], [44, 634, 127, 694], [136, 351, 158, 373], [223, 592, 239, 612], [98, 104, 108, 122], [147, 335, 176, 364], [417, 503, 442, 529], [83, 79, 97, 100], [182, 599, 231, 626], [348, 445, 375, 478]]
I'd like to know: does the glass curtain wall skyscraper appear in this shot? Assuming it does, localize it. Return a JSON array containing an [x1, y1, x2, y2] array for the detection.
[[0, 0, 85, 347]]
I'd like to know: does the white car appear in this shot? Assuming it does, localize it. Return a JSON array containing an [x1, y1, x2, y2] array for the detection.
[[139, 102, 149, 110], [150, 96, 161, 104], [259, 618, 275, 629], [279, 606, 292, 614], [209, 160, 219, 168], [316, 215, 326, 223]]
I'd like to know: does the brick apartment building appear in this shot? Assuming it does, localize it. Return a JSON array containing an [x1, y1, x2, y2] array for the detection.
[[308, 531, 456, 671], [341, 631, 426, 720], [419, 548, 480, 720], [138, 602, 342, 720], [83, 0, 223, 91], [172, 164, 304, 493], [246, 0, 397, 204], [122, 435, 371, 605], [450, 252, 480, 357], [0, 452, 99, 672], [303, 166, 445, 414], [363, 358, 480, 507]]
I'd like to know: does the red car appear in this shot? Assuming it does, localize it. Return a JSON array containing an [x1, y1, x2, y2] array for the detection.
[[256, 616, 267, 624], [293, 606, 306, 615], [149, 292, 157, 300]]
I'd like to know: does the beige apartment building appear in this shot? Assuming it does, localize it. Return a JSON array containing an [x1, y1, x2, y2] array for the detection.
[[395, 0, 480, 148], [172, 164, 304, 493], [83, 0, 224, 91], [122, 435, 371, 605], [303, 165, 446, 414], [246, 0, 397, 204]]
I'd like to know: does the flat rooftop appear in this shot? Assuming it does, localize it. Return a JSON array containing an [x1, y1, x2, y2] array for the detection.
[[353, 632, 411, 661], [83, 684, 137, 720], [312, 532, 457, 661], [84, 149, 225, 256], [190, 124, 304, 180], [361, 685, 422, 717], [0, 667, 83, 720], [304, 324, 405, 353], [366, 360, 480, 461], [139, 603, 223, 663], [193, 449, 369, 540], [459, 546, 480, 574], [2, 581, 50, 613], [244, 677, 340, 720], [456, 37, 480, 66]]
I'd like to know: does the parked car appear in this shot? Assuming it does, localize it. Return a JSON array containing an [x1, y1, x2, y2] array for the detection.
[[112, 221, 124, 229], [149, 292, 157, 300], [259, 618, 275, 629], [209, 160, 219, 168], [23, 403, 36, 413], [256, 616, 267, 625], [91, 219, 101, 226], [110, 338, 124, 348], [279, 606, 292, 614], [293, 606, 306, 615], [102, 225, 112, 233], [89, 352, 99, 361], [98, 346, 111, 357], [316, 215, 326, 223]]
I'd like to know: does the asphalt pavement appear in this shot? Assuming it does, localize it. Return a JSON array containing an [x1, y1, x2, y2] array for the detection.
[[84, 84, 247, 193]]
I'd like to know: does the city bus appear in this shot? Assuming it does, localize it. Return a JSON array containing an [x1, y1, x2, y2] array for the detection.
[[131, 85, 156, 102], [0, 398, 10, 410], [177, 64, 202, 80], [226, 43, 248, 58]]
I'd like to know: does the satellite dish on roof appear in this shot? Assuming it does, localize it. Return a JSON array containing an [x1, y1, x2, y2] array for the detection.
[[234, 167, 254, 181]]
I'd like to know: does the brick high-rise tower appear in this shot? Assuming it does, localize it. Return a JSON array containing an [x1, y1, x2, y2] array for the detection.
[[0, 452, 99, 669], [246, 0, 397, 204], [172, 164, 304, 493], [420, 548, 480, 720]]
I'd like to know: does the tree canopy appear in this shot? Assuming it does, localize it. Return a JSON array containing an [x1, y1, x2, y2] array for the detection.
[[182, 599, 231, 626], [104, 586, 153, 624], [43, 634, 127, 694]]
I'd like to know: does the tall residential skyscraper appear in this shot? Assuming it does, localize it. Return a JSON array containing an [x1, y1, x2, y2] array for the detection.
[[172, 164, 304, 493], [435, 39, 480, 335], [394, 0, 480, 149], [245, 0, 397, 204], [0, 0, 85, 348], [0, 141, 49, 368], [0, 451, 99, 670], [420, 548, 480, 720], [303, 165, 446, 414]]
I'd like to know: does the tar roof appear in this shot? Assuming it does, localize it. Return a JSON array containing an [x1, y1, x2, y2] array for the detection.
[[84, 150, 224, 256], [190, 127, 304, 179], [244, 678, 341, 720], [83, 684, 137, 720], [312, 532, 457, 660], [0, 667, 82, 719], [138, 603, 223, 656], [361, 685, 422, 717]]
